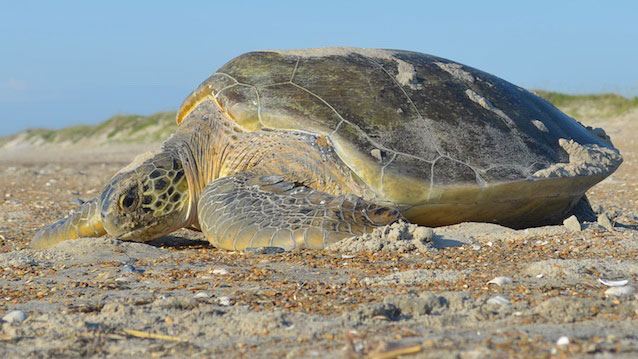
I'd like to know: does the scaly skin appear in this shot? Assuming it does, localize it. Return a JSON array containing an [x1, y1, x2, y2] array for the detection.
[[197, 173, 400, 250], [31, 199, 105, 249], [32, 99, 400, 250]]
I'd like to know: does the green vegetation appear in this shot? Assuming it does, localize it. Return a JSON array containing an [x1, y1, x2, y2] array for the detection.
[[93, 112, 177, 142], [534, 90, 638, 121], [0, 111, 177, 148]]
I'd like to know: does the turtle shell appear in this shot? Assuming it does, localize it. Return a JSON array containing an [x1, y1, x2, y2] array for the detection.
[[177, 48, 622, 227]]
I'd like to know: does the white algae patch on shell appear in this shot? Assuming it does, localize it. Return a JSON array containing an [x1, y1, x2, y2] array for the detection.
[[395, 59, 422, 90], [326, 221, 435, 253], [271, 47, 424, 89], [464, 89, 514, 127], [532, 120, 549, 133], [435, 62, 475, 83], [533, 138, 622, 178]]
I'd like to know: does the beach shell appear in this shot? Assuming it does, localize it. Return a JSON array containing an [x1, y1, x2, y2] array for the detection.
[[556, 336, 570, 345], [486, 296, 511, 306], [604, 286, 635, 297], [597, 213, 614, 231], [2, 310, 27, 324], [488, 276, 513, 286], [563, 215, 581, 232], [598, 278, 629, 287], [218, 296, 232, 306], [194, 292, 211, 299], [211, 268, 229, 275]]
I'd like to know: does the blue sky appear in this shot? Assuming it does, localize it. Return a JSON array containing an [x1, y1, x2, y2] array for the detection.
[[1, 1, 637, 136]]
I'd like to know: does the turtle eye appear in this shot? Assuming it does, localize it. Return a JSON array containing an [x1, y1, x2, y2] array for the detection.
[[119, 187, 138, 211]]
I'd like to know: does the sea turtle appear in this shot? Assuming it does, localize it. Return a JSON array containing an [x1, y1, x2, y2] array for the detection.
[[32, 47, 622, 250]]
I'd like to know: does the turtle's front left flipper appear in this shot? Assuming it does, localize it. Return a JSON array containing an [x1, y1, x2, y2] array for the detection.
[[31, 198, 106, 249], [197, 174, 402, 251]]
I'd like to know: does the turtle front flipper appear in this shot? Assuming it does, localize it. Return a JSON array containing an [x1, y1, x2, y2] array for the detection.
[[197, 173, 402, 251], [31, 198, 106, 249]]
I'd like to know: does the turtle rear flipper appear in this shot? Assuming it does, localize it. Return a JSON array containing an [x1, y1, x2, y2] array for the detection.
[[197, 173, 402, 251], [31, 198, 106, 249]]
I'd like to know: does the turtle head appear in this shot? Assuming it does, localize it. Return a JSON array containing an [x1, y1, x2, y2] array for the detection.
[[99, 151, 191, 241]]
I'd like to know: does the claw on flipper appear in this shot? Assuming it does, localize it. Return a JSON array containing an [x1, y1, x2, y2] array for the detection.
[[31, 199, 106, 249]]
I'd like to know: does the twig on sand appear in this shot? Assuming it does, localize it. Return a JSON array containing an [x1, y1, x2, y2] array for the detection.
[[367, 344, 423, 359], [121, 328, 185, 342]]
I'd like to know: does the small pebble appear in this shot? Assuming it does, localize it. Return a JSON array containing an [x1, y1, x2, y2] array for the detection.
[[487, 276, 513, 286], [211, 268, 229, 275], [2, 310, 27, 323], [486, 296, 510, 306], [536, 274, 544, 279], [556, 336, 570, 345], [243, 247, 285, 255], [121, 264, 145, 274], [341, 254, 356, 259], [218, 296, 232, 306], [70, 198, 85, 205], [605, 286, 635, 297], [563, 215, 581, 232], [194, 292, 211, 299], [597, 213, 614, 231]]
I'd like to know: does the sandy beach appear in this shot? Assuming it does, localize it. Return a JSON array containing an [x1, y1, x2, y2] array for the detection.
[[0, 111, 636, 358]]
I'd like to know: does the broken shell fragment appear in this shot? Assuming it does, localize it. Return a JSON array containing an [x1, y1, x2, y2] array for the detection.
[[597, 213, 614, 231], [2, 310, 27, 324], [218, 296, 232, 306], [598, 278, 629, 287], [486, 296, 511, 306], [488, 276, 513, 286], [556, 336, 570, 345], [563, 215, 581, 232], [604, 286, 635, 297]]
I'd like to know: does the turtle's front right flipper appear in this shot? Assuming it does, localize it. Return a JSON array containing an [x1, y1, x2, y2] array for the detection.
[[197, 174, 403, 251], [31, 198, 106, 249]]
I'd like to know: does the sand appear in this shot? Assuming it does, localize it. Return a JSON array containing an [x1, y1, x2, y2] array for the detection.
[[0, 115, 637, 358]]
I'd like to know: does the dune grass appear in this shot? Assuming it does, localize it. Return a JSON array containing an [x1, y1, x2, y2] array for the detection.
[[11, 112, 177, 146], [2, 90, 637, 148], [534, 90, 638, 120]]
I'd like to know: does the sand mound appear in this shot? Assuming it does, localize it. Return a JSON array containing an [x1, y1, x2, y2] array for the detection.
[[327, 221, 435, 253]]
